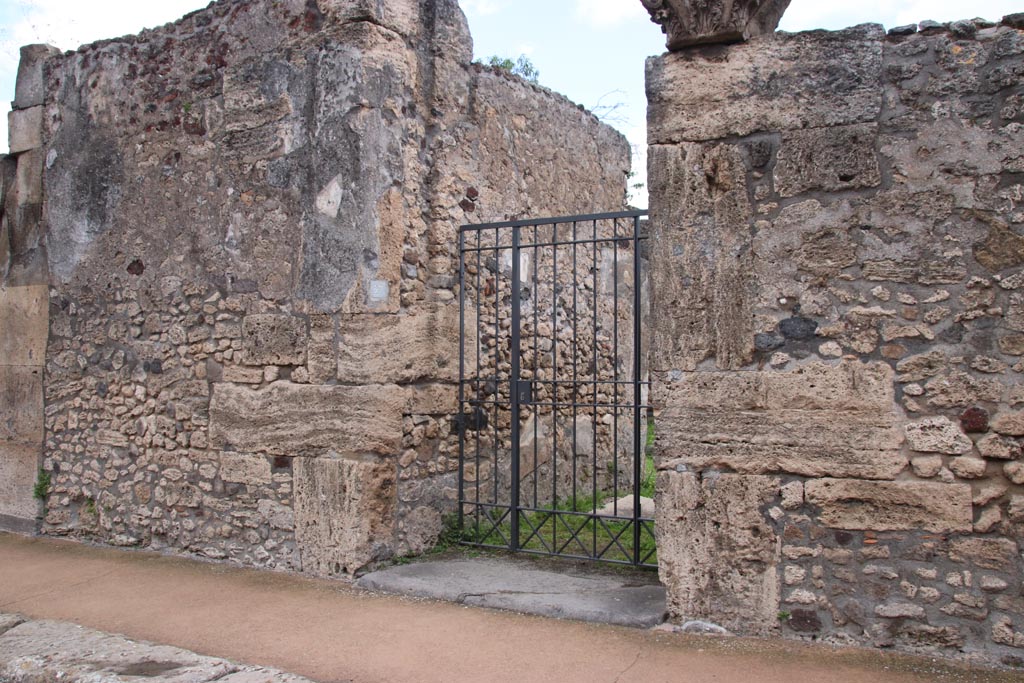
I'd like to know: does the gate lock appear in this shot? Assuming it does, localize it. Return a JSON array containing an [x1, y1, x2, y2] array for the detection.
[[515, 380, 533, 405]]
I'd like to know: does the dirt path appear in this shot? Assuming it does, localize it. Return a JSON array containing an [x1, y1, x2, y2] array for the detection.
[[0, 533, 1015, 683]]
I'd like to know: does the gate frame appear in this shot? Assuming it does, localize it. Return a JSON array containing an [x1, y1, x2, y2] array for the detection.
[[456, 210, 653, 567]]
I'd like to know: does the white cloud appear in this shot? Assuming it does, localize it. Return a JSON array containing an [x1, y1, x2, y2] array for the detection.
[[574, 0, 648, 29]]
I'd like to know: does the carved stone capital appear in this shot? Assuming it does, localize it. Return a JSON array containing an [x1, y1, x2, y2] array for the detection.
[[640, 0, 792, 50]]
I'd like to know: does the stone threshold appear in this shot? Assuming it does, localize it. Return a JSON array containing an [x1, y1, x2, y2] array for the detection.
[[356, 553, 667, 628]]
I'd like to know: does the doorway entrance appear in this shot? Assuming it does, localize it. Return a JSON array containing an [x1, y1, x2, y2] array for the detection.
[[457, 211, 654, 567]]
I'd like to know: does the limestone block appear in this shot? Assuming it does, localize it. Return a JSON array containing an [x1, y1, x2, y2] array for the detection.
[[0, 365, 43, 443], [405, 383, 458, 416], [307, 315, 336, 384], [641, 0, 792, 50], [949, 538, 1020, 572], [904, 416, 972, 455], [13, 45, 61, 110], [648, 143, 754, 371], [659, 410, 905, 479], [647, 24, 884, 143], [656, 471, 781, 635], [992, 411, 1024, 436], [15, 148, 44, 208], [949, 456, 987, 480], [664, 362, 893, 412], [338, 305, 466, 383], [774, 124, 881, 198], [7, 107, 42, 154], [978, 435, 1021, 460], [208, 382, 407, 457], [658, 363, 904, 479], [804, 479, 973, 533], [924, 371, 1004, 409], [0, 285, 48, 366], [219, 453, 272, 486], [293, 456, 395, 576], [762, 361, 894, 411], [0, 442, 40, 524], [241, 315, 307, 366]]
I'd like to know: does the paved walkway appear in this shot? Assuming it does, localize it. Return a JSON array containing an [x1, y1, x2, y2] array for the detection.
[[0, 533, 1018, 683]]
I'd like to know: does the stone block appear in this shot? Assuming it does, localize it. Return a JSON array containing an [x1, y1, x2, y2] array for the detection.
[[656, 471, 781, 636], [659, 410, 906, 479], [405, 383, 458, 415], [0, 441, 40, 523], [774, 124, 881, 198], [8, 107, 42, 154], [0, 284, 48, 366], [804, 479, 973, 533], [219, 453, 272, 486], [222, 366, 265, 384], [648, 143, 754, 371], [307, 315, 336, 384], [949, 538, 1020, 572], [0, 365, 43, 444], [659, 363, 905, 480], [647, 24, 884, 143], [241, 315, 307, 366], [992, 411, 1024, 436], [641, 0, 792, 50], [13, 44, 61, 109], [338, 305, 466, 383], [15, 148, 44, 207], [904, 416, 972, 455], [761, 361, 894, 412], [293, 456, 395, 576], [209, 381, 406, 457]]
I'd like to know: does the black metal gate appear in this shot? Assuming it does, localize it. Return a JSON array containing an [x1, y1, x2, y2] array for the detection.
[[457, 211, 654, 567]]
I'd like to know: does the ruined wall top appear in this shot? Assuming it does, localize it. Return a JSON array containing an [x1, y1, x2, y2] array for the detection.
[[640, 0, 792, 50]]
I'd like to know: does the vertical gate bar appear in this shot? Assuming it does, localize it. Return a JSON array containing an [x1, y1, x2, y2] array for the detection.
[[591, 218, 599, 559], [510, 224, 522, 552], [492, 230, 501, 512], [475, 229, 483, 537], [551, 221, 559, 553], [536, 229, 544, 511], [632, 214, 643, 565], [612, 218, 619, 518], [458, 228, 466, 532], [571, 222, 579, 510]]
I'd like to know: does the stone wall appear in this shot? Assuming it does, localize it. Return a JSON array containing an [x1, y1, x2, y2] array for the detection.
[[0, 45, 57, 534], [648, 17, 1024, 666], [0, 0, 629, 574]]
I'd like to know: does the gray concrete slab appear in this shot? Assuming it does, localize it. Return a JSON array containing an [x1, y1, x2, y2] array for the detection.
[[356, 557, 668, 628]]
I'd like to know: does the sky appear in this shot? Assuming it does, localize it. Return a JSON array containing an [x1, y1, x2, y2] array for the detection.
[[2, 0, 1023, 208]]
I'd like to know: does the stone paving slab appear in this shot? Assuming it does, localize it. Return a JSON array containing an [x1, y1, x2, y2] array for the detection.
[[356, 557, 667, 628], [0, 615, 318, 683]]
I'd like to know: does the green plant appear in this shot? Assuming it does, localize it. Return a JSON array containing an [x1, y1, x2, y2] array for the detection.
[[778, 610, 792, 621], [84, 497, 96, 516], [429, 513, 468, 554], [481, 54, 539, 84], [639, 420, 657, 499], [33, 470, 51, 500]]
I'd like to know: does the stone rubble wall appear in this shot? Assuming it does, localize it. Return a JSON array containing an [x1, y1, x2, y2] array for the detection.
[[648, 17, 1024, 666], [1, 0, 629, 574]]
